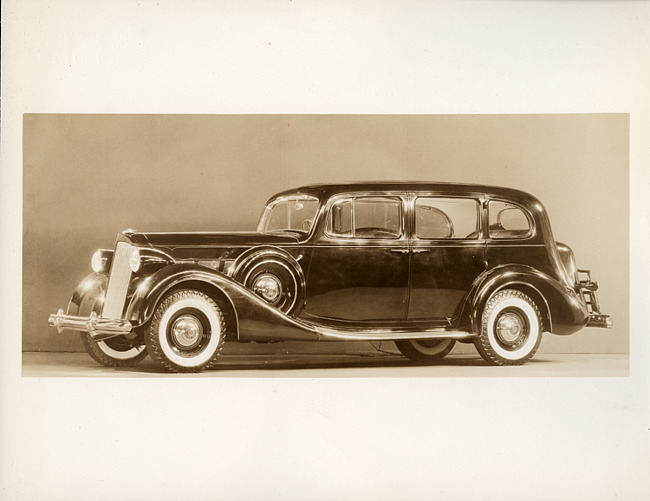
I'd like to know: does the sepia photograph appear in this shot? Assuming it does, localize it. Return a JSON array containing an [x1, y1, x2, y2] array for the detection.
[[2, 1, 649, 500], [23, 114, 627, 377]]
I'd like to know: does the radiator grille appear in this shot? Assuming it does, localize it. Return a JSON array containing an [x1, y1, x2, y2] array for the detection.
[[102, 242, 133, 319]]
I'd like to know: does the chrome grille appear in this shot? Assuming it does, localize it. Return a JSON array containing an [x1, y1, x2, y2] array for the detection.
[[102, 242, 133, 319]]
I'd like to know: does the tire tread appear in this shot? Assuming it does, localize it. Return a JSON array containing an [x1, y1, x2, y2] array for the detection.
[[80, 333, 148, 367], [474, 289, 543, 366], [145, 290, 225, 373]]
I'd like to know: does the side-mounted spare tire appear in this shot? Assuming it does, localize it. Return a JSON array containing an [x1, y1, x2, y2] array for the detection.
[[232, 250, 305, 316]]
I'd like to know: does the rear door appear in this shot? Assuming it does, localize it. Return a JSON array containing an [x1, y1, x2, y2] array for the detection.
[[407, 195, 487, 321]]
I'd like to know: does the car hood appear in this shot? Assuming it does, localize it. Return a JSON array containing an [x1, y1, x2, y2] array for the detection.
[[123, 230, 300, 252]]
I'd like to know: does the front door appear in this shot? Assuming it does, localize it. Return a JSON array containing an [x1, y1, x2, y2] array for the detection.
[[304, 195, 410, 322], [407, 195, 487, 321]]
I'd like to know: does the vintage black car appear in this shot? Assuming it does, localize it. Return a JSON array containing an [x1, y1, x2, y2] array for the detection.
[[49, 182, 611, 372]]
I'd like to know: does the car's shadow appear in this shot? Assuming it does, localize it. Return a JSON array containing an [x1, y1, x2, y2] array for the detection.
[[110, 353, 554, 374]]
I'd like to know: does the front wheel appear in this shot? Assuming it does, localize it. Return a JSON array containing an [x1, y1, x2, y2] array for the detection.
[[395, 339, 456, 363], [474, 289, 543, 366], [145, 290, 226, 373]]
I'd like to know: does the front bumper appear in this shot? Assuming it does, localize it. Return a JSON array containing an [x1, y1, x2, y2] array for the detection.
[[577, 269, 612, 329], [48, 308, 132, 340]]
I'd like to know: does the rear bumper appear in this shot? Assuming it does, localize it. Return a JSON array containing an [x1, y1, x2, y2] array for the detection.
[[48, 308, 132, 339], [577, 269, 612, 329], [587, 314, 613, 329]]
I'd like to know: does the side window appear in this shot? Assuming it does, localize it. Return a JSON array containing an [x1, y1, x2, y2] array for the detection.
[[488, 201, 532, 239], [415, 198, 479, 239], [329, 197, 402, 238]]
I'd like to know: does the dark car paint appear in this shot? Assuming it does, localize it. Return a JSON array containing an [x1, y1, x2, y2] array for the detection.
[[124, 264, 320, 341], [98, 182, 591, 340]]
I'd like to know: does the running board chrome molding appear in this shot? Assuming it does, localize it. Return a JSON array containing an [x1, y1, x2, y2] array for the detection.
[[314, 327, 477, 342]]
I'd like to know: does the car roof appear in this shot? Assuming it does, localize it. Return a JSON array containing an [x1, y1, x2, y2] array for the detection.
[[270, 181, 540, 206]]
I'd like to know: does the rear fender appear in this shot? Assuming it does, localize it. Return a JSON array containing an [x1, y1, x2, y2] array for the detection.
[[462, 265, 589, 335], [126, 263, 318, 342]]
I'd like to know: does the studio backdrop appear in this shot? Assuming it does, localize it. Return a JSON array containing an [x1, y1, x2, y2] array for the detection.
[[23, 114, 628, 355]]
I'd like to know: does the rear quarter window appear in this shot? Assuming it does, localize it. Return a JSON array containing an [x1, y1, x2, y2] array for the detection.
[[488, 201, 532, 239]]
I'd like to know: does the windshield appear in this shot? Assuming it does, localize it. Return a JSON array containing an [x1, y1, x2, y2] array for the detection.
[[257, 195, 320, 234]]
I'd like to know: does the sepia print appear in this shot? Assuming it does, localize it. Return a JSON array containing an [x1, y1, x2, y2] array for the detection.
[[23, 114, 627, 376]]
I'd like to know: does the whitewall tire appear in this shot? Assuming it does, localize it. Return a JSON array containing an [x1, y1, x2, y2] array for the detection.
[[80, 333, 148, 367], [394, 338, 456, 363], [145, 290, 225, 373], [474, 289, 543, 366]]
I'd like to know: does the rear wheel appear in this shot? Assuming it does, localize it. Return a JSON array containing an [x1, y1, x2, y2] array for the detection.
[[395, 339, 456, 363], [145, 290, 226, 373], [474, 289, 543, 366]]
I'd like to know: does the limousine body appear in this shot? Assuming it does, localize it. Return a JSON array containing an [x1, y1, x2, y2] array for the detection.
[[49, 182, 611, 372]]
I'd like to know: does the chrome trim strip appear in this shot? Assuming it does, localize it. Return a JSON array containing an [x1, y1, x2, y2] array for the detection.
[[314, 327, 476, 341], [481, 244, 545, 248], [48, 308, 132, 339]]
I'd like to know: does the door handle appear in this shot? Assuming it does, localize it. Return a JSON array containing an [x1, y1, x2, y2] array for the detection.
[[390, 249, 409, 254], [412, 249, 430, 254]]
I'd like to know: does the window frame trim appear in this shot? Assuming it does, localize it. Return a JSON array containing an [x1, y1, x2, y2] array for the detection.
[[411, 195, 483, 242], [486, 198, 536, 240], [324, 193, 407, 242], [257, 194, 321, 236]]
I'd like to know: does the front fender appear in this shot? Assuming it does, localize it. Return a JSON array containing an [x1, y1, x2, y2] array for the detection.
[[465, 265, 589, 335], [68, 272, 108, 317], [126, 263, 319, 342]]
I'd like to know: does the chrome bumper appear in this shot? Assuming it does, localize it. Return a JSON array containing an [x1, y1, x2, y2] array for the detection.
[[577, 269, 612, 329], [48, 308, 132, 339], [587, 314, 613, 329]]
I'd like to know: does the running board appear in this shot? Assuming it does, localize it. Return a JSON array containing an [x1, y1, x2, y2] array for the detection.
[[314, 327, 477, 342]]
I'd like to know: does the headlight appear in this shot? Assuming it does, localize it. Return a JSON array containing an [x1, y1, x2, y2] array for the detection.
[[91, 249, 111, 274], [129, 247, 141, 272]]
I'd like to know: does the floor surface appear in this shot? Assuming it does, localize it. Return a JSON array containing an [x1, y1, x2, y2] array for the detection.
[[22, 351, 628, 377]]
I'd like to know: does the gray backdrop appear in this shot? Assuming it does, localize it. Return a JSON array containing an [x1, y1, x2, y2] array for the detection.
[[23, 114, 628, 354]]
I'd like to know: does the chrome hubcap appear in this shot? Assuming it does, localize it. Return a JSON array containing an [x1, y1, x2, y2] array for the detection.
[[252, 274, 282, 304], [496, 312, 524, 344], [171, 315, 203, 348]]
